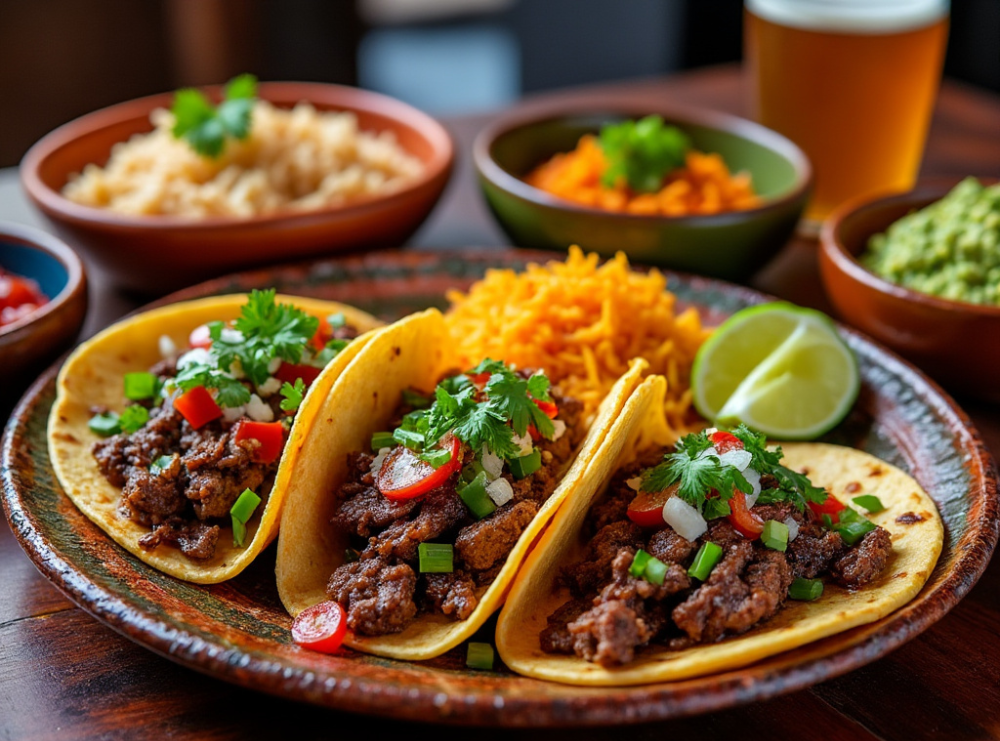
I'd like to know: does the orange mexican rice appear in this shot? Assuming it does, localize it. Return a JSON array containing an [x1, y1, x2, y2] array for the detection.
[[444, 247, 711, 440], [525, 135, 760, 217]]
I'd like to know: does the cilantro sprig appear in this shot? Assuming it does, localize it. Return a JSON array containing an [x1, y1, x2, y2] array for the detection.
[[599, 115, 691, 193], [171, 73, 257, 158]]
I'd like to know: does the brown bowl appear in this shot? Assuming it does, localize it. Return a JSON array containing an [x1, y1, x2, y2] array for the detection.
[[20, 82, 454, 294], [819, 178, 1000, 400], [0, 222, 87, 388]]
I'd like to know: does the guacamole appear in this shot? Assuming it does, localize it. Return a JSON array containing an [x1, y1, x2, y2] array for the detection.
[[862, 178, 1000, 305]]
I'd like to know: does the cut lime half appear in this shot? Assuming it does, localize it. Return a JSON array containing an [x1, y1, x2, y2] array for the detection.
[[692, 303, 859, 440]]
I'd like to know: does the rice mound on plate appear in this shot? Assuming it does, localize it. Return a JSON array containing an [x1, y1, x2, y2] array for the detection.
[[445, 246, 711, 443], [62, 100, 425, 218]]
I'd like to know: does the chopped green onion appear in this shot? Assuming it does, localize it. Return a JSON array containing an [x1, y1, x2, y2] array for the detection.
[[688, 541, 723, 581], [789, 577, 824, 601], [460, 460, 485, 484], [509, 448, 541, 480], [419, 447, 453, 469], [852, 495, 885, 513], [344, 548, 359, 563], [370, 431, 396, 451], [316, 338, 350, 364], [230, 488, 261, 524], [119, 405, 149, 434], [761, 520, 789, 552], [393, 427, 425, 451], [231, 516, 248, 547], [149, 454, 175, 476], [458, 471, 496, 520], [402, 389, 432, 409], [643, 556, 668, 586], [124, 372, 158, 401], [629, 549, 652, 578], [466, 642, 494, 670], [88, 412, 121, 437], [838, 507, 862, 525], [834, 518, 877, 547], [418, 542, 453, 573], [328, 312, 346, 329]]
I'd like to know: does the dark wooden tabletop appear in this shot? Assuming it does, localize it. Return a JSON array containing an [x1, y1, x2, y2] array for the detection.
[[2, 65, 1000, 740]]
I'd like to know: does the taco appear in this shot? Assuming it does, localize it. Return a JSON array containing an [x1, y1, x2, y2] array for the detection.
[[496, 376, 944, 685], [275, 308, 648, 660], [48, 290, 382, 584]]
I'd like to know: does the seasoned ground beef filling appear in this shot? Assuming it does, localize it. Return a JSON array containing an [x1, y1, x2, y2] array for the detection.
[[326, 391, 584, 637], [544, 470, 893, 667]]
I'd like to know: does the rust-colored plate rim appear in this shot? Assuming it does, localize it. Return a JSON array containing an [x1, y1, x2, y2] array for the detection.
[[3, 249, 997, 726]]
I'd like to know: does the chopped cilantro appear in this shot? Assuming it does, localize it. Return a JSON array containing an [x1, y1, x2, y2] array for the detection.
[[171, 73, 257, 158], [279, 377, 306, 412], [598, 115, 691, 193], [315, 338, 350, 365], [119, 405, 150, 434], [174, 361, 250, 408]]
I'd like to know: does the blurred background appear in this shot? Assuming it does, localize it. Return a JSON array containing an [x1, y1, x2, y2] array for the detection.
[[0, 0, 997, 168]]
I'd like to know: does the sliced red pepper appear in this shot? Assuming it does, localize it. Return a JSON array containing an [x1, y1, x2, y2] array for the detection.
[[627, 482, 680, 528], [728, 489, 764, 538], [808, 495, 847, 523], [188, 324, 213, 350], [292, 600, 348, 654], [234, 420, 285, 464], [376, 436, 462, 502], [275, 361, 322, 387], [174, 386, 223, 429], [710, 430, 743, 454], [534, 399, 559, 419], [310, 319, 333, 351]]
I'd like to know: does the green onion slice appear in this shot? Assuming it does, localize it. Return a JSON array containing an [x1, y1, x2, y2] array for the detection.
[[834, 519, 877, 547], [418, 542, 454, 573], [371, 431, 396, 451], [629, 549, 652, 578], [149, 454, 175, 476], [88, 412, 121, 437], [688, 541, 723, 581], [230, 488, 261, 524], [466, 642, 494, 670], [231, 516, 248, 548], [852, 494, 885, 513], [402, 388, 432, 409], [761, 519, 789, 552], [789, 577, 824, 601], [458, 471, 496, 520], [124, 372, 158, 401], [509, 448, 541, 480], [643, 556, 668, 586], [419, 447, 453, 469]]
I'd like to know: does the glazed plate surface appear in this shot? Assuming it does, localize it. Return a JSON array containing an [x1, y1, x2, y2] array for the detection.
[[3, 249, 997, 726]]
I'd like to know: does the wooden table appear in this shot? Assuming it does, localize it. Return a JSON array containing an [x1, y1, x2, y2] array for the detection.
[[2, 66, 999, 739]]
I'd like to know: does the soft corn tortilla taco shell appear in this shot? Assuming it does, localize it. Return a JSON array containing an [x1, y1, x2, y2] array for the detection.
[[275, 307, 649, 660], [496, 389, 944, 686], [48, 294, 383, 585]]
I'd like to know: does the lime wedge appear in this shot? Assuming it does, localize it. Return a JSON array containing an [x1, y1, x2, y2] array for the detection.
[[692, 303, 859, 440]]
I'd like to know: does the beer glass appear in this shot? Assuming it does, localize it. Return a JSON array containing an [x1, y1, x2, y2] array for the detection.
[[745, 0, 949, 230]]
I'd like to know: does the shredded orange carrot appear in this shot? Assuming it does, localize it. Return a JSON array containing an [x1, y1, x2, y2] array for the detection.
[[444, 247, 713, 440], [525, 135, 761, 216]]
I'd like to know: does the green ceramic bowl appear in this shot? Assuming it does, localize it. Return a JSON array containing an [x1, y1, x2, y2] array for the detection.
[[474, 105, 811, 281]]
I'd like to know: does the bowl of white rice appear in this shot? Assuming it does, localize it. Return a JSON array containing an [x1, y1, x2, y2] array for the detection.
[[21, 82, 454, 293]]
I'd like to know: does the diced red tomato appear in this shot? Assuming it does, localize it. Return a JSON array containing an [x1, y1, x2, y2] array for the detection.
[[0, 272, 47, 328], [188, 324, 213, 350], [275, 362, 322, 387], [173, 386, 223, 429], [728, 489, 764, 538], [310, 319, 332, 351], [709, 430, 743, 454], [376, 436, 462, 502], [467, 372, 491, 387], [292, 601, 348, 654], [808, 494, 846, 523], [534, 399, 559, 419], [234, 420, 285, 464], [627, 482, 679, 528]]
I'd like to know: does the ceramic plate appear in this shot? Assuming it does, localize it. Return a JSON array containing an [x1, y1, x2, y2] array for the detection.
[[3, 249, 997, 726]]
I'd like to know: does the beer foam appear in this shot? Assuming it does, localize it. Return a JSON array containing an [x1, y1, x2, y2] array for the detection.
[[746, 0, 948, 33]]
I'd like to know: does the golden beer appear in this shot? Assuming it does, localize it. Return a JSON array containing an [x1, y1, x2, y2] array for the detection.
[[745, 0, 949, 226]]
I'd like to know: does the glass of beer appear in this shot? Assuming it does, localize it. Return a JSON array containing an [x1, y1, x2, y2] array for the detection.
[[745, 0, 949, 231]]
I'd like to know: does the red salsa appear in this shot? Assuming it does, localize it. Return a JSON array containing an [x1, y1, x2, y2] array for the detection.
[[0, 269, 48, 327]]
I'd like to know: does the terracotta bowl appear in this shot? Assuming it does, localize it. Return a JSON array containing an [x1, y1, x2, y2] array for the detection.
[[0, 222, 87, 385], [819, 179, 1000, 400], [473, 103, 811, 282], [20, 82, 454, 294]]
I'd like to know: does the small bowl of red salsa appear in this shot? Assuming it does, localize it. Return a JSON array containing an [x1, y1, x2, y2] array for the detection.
[[0, 222, 87, 389]]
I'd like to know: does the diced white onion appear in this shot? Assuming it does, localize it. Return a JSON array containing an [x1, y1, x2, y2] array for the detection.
[[371, 447, 391, 478], [742, 468, 762, 507], [246, 393, 274, 422], [626, 476, 643, 491], [551, 419, 567, 441], [718, 449, 753, 472], [220, 328, 245, 344], [784, 516, 800, 542], [662, 496, 707, 541], [267, 357, 282, 374], [486, 477, 514, 507], [177, 347, 213, 370], [704, 427, 718, 436], [511, 431, 534, 457], [257, 376, 282, 398], [481, 445, 504, 481], [158, 334, 177, 359], [223, 405, 246, 423], [160, 382, 180, 409]]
